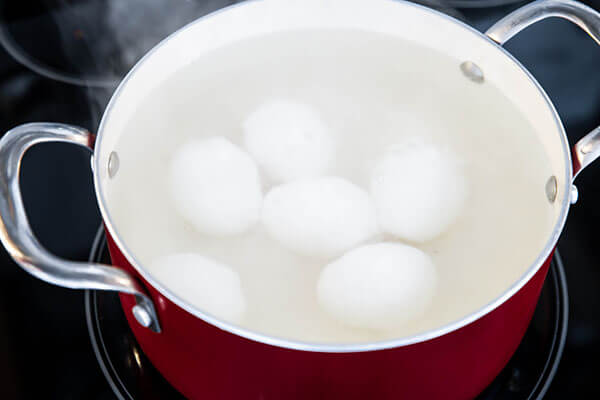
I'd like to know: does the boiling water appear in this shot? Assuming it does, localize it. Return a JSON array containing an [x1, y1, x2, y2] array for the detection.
[[108, 30, 556, 343]]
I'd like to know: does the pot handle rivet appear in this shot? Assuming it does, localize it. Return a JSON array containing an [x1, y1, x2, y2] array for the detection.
[[108, 151, 120, 178], [545, 176, 558, 203], [570, 185, 579, 204], [460, 61, 484, 83], [132, 304, 153, 328]]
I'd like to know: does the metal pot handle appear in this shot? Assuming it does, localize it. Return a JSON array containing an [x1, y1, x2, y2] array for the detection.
[[0, 123, 160, 333], [486, 0, 600, 183]]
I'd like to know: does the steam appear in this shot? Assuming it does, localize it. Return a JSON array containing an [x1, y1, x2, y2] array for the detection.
[[0, 0, 238, 126], [46, 0, 234, 127], [72, 0, 461, 126], [0, 0, 464, 128], [98, 0, 238, 76]]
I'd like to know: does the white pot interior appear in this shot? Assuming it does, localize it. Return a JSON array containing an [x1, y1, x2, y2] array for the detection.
[[93, 0, 571, 350]]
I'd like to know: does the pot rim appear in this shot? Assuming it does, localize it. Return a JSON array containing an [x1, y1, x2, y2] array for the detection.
[[92, 0, 573, 353]]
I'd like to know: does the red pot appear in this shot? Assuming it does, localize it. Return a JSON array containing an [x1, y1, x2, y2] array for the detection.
[[109, 232, 553, 400], [1, 1, 599, 399]]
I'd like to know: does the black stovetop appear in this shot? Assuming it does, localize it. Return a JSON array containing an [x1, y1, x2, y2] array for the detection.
[[0, 1, 599, 399]]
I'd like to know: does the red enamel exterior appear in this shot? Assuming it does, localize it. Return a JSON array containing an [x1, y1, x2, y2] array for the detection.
[[106, 231, 552, 400]]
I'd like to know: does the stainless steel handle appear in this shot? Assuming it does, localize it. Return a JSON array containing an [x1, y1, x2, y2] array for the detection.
[[0, 123, 160, 332], [486, 0, 600, 45], [486, 0, 600, 184]]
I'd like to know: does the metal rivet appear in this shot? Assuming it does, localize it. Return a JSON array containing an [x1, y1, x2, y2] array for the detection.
[[570, 185, 579, 204], [132, 304, 152, 328], [581, 142, 594, 154], [460, 61, 484, 83], [108, 151, 120, 178], [545, 176, 557, 203]]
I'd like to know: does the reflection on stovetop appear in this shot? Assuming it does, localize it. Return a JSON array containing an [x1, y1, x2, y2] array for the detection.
[[0, 1, 599, 399]]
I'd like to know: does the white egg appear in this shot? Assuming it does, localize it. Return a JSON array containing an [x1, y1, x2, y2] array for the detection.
[[317, 242, 437, 330], [262, 177, 378, 258], [150, 253, 246, 323], [242, 99, 334, 183], [370, 141, 468, 242], [169, 137, 263, 236]]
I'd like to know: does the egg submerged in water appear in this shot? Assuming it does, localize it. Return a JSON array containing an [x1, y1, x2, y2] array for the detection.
[[243, 99, 334, 183], [169, 136, 263, 236], [370, 140, 468, 243], [150, 253, 246, 324], [261, 176, 378, 258], [317, 242, 437, 331]]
